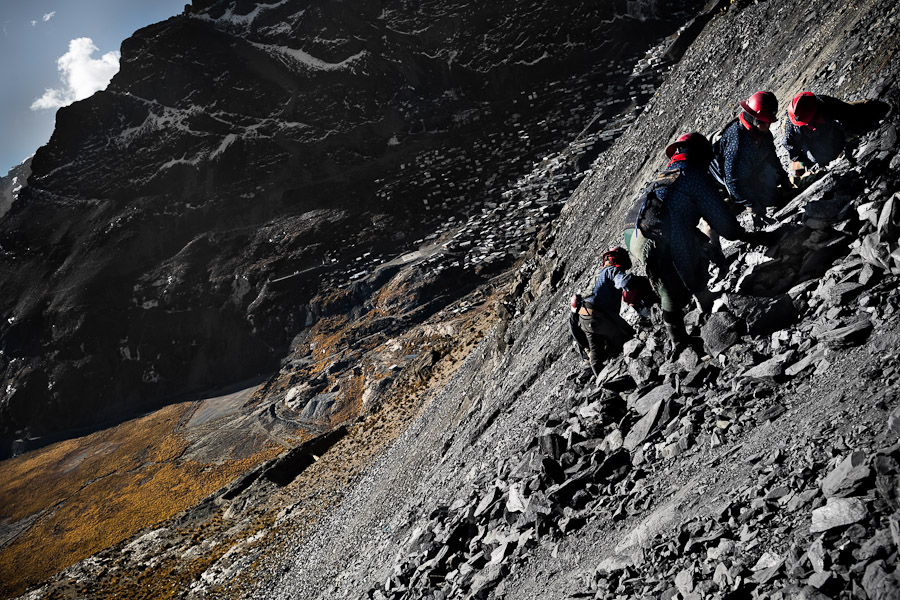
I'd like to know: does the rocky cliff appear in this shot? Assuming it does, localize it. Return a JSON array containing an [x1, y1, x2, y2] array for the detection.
[[0, 159, 31, 221], [243, 0, 900, 598], [3, 0, 900, 598], [0, 0, 698, 452]]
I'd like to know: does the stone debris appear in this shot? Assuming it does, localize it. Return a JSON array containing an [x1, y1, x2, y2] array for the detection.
[[364, 94, 900, 600]]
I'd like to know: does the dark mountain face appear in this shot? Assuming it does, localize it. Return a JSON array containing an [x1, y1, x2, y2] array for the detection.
[[0, 159, 30, 220], [0, 0, 702, 450]]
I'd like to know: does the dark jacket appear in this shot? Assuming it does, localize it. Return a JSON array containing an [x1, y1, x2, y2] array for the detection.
[[586, 265, 632, 316], [781, 95, 849, 167], [714, 117, 788, 210], [652, 159, 744, 291]]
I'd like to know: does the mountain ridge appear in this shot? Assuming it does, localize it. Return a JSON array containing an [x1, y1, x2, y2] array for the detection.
[[3, 0, 900, 598], [0, 0, 697, 452]]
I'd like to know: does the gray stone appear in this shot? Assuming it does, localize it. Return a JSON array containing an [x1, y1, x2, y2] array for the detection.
[[794, 584, 832, 599], [877, 193, 900, 239], [474, 487, 499, 518], [628, 357, 656, 388], [624, 400, 662, 451], [539, 433, 566, 460], [821, 451, 871, 498], [808, 537, 827, 573], [807, 571, 831, 589], [727, 293, 799, 337], [737, 257, 798, 297], [787, 489, 820, 512], [701, 312, 741, 357], [858, 528, 894, 561], [678, 347, 701, 371], [803, 196, 850, 229], [810, 497, 867, 532], [858, 232, 891, 269], [862, 560, 900, 600], [741, 352, 793, 380], [813, 316, 873, 348], [889, 512, 900, 548], [622, 338, 643, 358], [785, 348, 826, 377], [506, 483, 528, 513], [629, 383, 675, 416], [675, 567, 694, 595], [299, 392, 339, 420], [888, 405, 900, 437], [470, 563, 504, 597], [712, 563, 731, 588], [595, 554, 633, 575], [818, 281, 865, 306]]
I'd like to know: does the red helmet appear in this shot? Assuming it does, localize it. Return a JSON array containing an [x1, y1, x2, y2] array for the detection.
[[740, 91, 778, 124], [602, 246, 631, 269], [789, 91, 819, 126], [665, 132, 713, 162]]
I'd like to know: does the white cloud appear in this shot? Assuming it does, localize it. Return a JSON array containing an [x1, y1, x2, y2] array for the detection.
[[30, 38, 120, 111], [30, 20, 37, 27], [43, 12, 56, 22]]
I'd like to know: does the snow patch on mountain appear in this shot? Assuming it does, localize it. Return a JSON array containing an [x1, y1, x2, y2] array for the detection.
[[252, 43, 368, 72], [196, 0, 292, 27]]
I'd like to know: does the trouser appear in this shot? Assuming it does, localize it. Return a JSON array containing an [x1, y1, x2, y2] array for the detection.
[[577, 307, 634, 376], [624, 227, 691, 314]]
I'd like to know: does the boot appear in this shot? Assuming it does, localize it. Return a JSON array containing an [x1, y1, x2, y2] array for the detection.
[[662, 310, 689, 360]]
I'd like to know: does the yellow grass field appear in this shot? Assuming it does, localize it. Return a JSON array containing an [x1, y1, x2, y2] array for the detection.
[[0, 402, 281, 599]]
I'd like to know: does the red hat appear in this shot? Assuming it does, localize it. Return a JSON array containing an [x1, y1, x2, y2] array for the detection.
[[665, 132, 713, 161], [789, 91, 819, 126], [740, 91, 778, 124], [602, 246, 632, 270]]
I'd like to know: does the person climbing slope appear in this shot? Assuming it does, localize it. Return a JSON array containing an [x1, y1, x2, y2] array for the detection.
[[625, 132, 768, 357], [571, 246, 638, 378], [782, 91, 890, 184], [710, 91, 792, 221]]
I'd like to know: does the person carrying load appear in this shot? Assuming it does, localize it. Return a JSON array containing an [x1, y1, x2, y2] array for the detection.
[[624, 132, 769, 357]]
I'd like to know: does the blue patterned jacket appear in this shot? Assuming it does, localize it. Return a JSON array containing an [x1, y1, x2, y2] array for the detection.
[[781, 101, 847, 167], [655, 159, 743, 290], [715, 118, 788, 210]]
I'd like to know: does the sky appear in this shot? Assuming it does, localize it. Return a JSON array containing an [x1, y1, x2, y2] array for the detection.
[[0, 1, 190, 175]]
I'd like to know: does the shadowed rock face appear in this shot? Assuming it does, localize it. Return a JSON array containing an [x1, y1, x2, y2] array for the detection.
[[0, 0, 700, 448]]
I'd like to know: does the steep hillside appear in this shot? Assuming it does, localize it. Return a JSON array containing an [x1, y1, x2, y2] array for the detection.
[[239, 0, 899, 598], [4, 0, 900, 598], [0, 1, 716, 597], [0, 0, 699, 454]]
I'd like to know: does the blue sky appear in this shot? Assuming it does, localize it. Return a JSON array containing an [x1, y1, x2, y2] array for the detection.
[[1, 1, 189, 175]]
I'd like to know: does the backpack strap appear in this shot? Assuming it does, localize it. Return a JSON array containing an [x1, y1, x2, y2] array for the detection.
[[632, 167, 682, 233]]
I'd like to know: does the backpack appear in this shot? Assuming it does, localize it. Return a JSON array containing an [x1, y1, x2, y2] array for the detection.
[[709, 117, 738, 188], [626, 167, 682, 241]]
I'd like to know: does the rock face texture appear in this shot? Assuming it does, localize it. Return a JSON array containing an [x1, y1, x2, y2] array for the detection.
[[5, 0, 900, 598], [0, 0, 698, 450], [0, 159, 30, 220], [230, 0, 899, 599]]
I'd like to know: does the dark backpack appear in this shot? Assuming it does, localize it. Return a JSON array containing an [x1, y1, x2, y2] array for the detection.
[[625, 167, 682, 241], [709, 117, 738, 188]]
